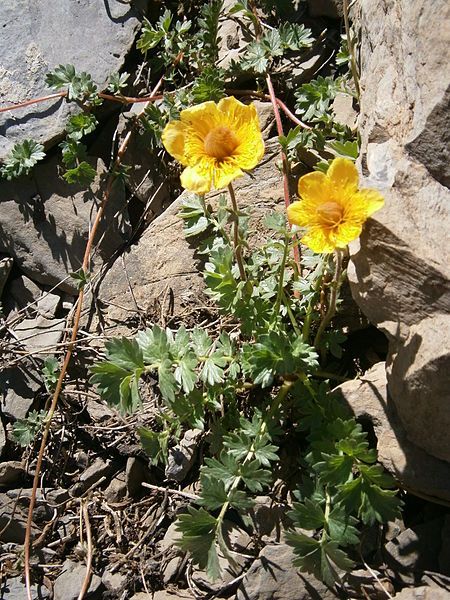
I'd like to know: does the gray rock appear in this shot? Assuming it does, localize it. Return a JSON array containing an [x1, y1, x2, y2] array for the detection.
[[101, 569, 127, 592], [4, 275, 42, 316], [53, 559, 102, 600], [165, 429, 202, 482], [0, 492, 39, 543], [384, 520, 445, 585], [0, 257, 13, 299], [0, 575, 49, 600], [236, 543, 338, 600], [393, 587, 450, 600], [332, 93, 357, 130], [342, 569, 395, 599], [0, 460, 25, 485], [349, 1, 450, 464], [70, 457, 111, 496], [332, 362, 450, 502], [84, 139, 283, 337], [85, 399, 116, 423], [116, 103, 170, 211], [0, 359, 42, 420], [0, 0, 142, 160], [13, 315, 65, 354], [0, 419, 6, 457], [249, 495, 290, 543], [126, 456, 149, 496], [104, 474, 127, 504], [0, 156, 130, 293], [388, 314, 450, 462]]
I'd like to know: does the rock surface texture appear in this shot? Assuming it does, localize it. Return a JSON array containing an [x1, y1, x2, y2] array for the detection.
[[0, 156, 129, 293], [349, 2, 450, 467], [0, 0, 143, 160]]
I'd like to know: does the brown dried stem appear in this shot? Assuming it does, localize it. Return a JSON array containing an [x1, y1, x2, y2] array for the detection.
[[23, 75, 164, 600]]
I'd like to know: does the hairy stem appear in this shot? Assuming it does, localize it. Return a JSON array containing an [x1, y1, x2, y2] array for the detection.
[[313, 249, 344, 356], [227, 182, 247, 282]]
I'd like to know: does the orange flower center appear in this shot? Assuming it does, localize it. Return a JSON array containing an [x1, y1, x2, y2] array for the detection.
[[317, 201, 344, 228], [204, 126, 239, 160]]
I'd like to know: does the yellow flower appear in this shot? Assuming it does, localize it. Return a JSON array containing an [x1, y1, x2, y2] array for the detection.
[[287, 158, 384, 253], [161, 96, 265, 193]]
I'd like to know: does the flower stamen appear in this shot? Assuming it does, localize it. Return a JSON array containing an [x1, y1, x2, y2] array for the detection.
[[204, 126, 239, 160], [316, 201, 344, 228]]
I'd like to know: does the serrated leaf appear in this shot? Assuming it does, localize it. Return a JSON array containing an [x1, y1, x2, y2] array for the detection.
[[327, 506, 359, 546], [1, 139, 45, 179], [199, 476, 228, 510], [138, 426, 169, 465], [175, 507, 221, 580], [315, 453, 354, 486], [158, 357, 178, 403], [137, 325, 171, 364], [174, 352, 198, 394], [286, 532, 354, 587], [63, 161, 96, 185], [191, 328, 212, 357], [337, 477, 402, 525], [103, 337, 144, 371], [289, 498, 325, 530], [66, 112, 98, 141], [11, 410, 47, 447]]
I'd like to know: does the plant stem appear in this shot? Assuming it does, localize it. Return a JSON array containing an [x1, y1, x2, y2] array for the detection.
[[227, 182, 247, 282], [265, 74, 302, 279], [216, 380, 293, 524], [273, 235, 290, 322], [281, 290, 302, 336], [313, 249, 344, 356], [23, 75, 165, 600], [343, 0, 361, 98]]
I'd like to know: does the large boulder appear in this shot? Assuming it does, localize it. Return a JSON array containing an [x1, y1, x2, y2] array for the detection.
[[349, 1, 450, 462], [0, 156, 130, 293], [84, 138, 286, 336], [0, 0, 143, 160]]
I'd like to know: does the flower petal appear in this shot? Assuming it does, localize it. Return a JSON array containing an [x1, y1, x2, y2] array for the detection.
[[301, 228, 335, 254], [213, 160, 243, 189], [287, 201, 311, 227], [356, 188, 385, 216], [180, 101, 220, 136], [161, 120, 189, 165], [334, 222, 362, 247], [298, 171, 329, 204], [180, 166, 212, 193], [327, 158, 359, 193], [218, 96, 256, 127]]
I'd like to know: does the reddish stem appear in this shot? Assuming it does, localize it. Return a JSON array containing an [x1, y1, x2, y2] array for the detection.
[[265, 74, 301, 275]]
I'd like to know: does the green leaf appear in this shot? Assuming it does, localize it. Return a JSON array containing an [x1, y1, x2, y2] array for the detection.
[[63, 161, 96, 185], [11, 410, 47, 447], [42, 356, 60, 392], [137, 325, 171, 364], [295, 76, 344, 122], [279, 22, 314, 50], [328, 139, 359, 159], [199, 476, 228, 510], [46, 64, 101, 105], [175, 507, 221, 580], [1, 140, 45, 180], [289, 498, 325, 530], [138, 426, 169, 465], [200, 353, 226, 386], [191, 328, 212, 357], [60, 139, 87, 169], [174, 352, 198, 394], [315, 453, 354, 486], [103, 337, 144, 371], [158, 357, 178, 403], [66, 112, 98, 141], [69, 267, 90, 290], [327, 506, 359, 546], [240, 41, 269, 73], [107, 71, 130, 95], [192, 66, 226, 103], [137, 17, 167, 52], [286, 532, 354, 587], [337, 477, 402, 525]]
